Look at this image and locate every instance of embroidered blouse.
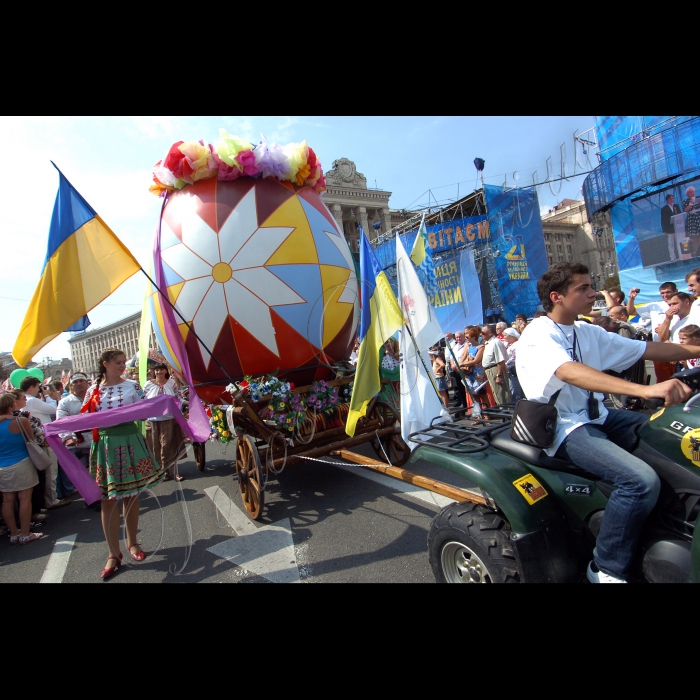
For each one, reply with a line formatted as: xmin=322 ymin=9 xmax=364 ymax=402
xmin=82 ymin=380 xmax=146 ymax=412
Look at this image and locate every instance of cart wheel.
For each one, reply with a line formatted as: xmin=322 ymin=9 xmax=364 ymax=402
xmin=367 ymin=401 xmax=411 ymax=467
xmin=235 ymin=434 xmax=265 ymax=520
xmin=193 ymin=442 xmax=206 ymax=471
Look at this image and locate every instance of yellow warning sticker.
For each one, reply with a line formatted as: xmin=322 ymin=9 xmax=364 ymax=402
xmin=680 ymin=428 xmax=700 ymax=468
xmin=513 ymin=474 xmax=548 ymax=505
xmin=650 ymin=408 xmax=665 ymax=421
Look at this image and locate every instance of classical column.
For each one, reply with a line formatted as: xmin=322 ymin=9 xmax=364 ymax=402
xmin=358 ymin=206 xmax=370 ymax=241
xmin=381 ymin=208 xmax=392 ymax=239
xmin=330 ymin=203 xmax=344 ymax=234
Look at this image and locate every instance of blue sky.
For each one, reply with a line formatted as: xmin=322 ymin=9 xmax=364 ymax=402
xmin=0 ymin=116 xmax=597 ymax=363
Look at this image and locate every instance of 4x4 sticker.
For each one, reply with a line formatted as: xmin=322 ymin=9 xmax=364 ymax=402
xmin=681 ymin=428 xmax=700 ymax=468
xmin=564 ymin=483 xmax=593 ymax=496
xmin=513 ymin=474 xmax=548 ymax=505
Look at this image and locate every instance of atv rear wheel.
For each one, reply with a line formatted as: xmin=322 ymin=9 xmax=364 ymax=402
xmin=428 ymin=502 xmax=520 ymax=583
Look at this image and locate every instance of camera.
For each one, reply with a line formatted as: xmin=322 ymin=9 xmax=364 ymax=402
xmin=632 ymin=288 xmax=641 ymax=294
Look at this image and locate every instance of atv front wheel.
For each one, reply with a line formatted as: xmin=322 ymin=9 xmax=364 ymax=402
xmin=428 ymin=502 xmax=520 ymax=583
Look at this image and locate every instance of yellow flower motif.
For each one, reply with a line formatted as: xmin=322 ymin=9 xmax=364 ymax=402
xmin=295 ymin=162 xmax=311 ymax=186
xmin=282 ymin=140 xmax=308 ymax=182
xmin=179 ymin=140 xmax=217 ymax=183
xmin=213 ymin=128 xmax=253 ymax=169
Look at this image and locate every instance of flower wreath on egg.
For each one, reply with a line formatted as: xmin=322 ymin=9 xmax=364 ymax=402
xmin=148 ymin=130 xmax=326 ymax=196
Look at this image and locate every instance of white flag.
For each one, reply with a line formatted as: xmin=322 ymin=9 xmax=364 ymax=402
xmin=396 ymin=235 xmax=447 ymax=447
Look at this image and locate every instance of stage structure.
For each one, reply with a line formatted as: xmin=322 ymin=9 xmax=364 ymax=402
xmin=373 ymin=183 xmax=549 ymax=329
xmin=583 ymin=116 xmax=700 ymax=306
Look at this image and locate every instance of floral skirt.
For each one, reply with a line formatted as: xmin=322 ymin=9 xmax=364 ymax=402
xmin=89 ymin=422 xmax=166 ymax=500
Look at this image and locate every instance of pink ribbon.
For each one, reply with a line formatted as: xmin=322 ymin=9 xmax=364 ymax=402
xmin=44 ymin=395 xmax=196 ymax=505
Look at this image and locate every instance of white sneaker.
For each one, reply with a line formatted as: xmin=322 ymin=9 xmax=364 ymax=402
xmin=587 ymin=560 xmax=626 ymax=583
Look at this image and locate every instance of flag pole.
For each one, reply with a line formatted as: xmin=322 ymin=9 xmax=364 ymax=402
xmin=402 ymin=321 xmax=442 ymax=403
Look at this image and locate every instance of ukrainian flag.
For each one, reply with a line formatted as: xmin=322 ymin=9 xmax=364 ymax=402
xmin=410 ymin=212 xmax=439 ymax=299
xmin=346 ymin=227 xmax=404 ymax=437
xmin=12 ymin=164 xmax=141 ymax=366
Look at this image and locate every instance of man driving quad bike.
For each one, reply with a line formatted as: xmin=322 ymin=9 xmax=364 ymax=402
xmin=515 ymin=262 xmax=700 ymax=583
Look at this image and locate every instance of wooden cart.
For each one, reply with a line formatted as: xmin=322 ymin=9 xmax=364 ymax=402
xmin=198 ymin=370 xmax=495 ymax=521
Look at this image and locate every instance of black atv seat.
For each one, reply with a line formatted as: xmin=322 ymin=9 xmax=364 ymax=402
xmin=490 ymin=426 xmax=600 ymax=481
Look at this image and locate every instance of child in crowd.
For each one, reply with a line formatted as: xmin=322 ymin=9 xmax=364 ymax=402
xmin=678 ymin=324 xmax=700 ymax=369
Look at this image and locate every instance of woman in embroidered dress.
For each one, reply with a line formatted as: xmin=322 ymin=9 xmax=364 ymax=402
xmin=82 ymin=348 xmax=167 ymax=579
xmin=144 ymin=363 xmax=187 ymax=482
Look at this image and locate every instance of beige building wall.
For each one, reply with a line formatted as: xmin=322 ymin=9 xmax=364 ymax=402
xmin=541 ymin=199 xmax=617 ymax=288
xmin=68 ymin=312 xmax=159 ymax=375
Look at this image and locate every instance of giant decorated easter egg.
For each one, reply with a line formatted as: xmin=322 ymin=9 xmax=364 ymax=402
xmin=150 ymin=177 xmax=359 ymax=404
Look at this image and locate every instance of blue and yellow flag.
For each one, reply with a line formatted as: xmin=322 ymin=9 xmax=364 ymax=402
xmin=12 ymin=164 xmax=141 ymax=366
xmin=346 ymin=227 xmax=404 ymax=437
xmin=410 ymin=213 xmax=439 ymax=299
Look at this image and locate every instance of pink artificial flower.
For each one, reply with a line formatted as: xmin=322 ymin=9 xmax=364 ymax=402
xmin=236 ymin=149 xmax=261 ymax=177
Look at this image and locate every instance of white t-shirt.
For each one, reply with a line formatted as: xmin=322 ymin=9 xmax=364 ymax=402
xmin=25 ymin=395 xmax=57 ymax=425
xmin=515 ymin=316 xmax=647 ymax=456
xmin=670 ymin=314 xmax=694 ymax=344
xmin=634 ymin=300 xmax=669 ymax=341
xmin=482 ymin=337 xmax=507 ymax=369
xmin=685 ymin=298 xmax=700 ymax=327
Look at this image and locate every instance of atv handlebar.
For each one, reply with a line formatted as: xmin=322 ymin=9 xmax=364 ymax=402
xmin=674 ymin=366 xmax=700 ymax=413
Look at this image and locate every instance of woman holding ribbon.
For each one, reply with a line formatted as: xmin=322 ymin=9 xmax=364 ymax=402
xmin=144 ymin=363 xmax=187 ymax=482
xmin=81 ymin=348 xmax=167 ymax=579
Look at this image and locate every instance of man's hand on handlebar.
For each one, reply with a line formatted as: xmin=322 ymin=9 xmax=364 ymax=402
xmin=643 ymin=378 xmax=693 ymax=407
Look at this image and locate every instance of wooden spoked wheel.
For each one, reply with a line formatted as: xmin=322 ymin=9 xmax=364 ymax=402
xmin=235 ymin=434 xmax=265 ymax=520
xmin=367 ymin=401 xmax=411 ymax=467
xmin=193 ymin=442 xmax=206 ymax=471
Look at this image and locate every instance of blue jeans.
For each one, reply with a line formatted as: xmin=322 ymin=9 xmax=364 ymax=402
xmin=555 ymin=409 xmax=660 ymax=578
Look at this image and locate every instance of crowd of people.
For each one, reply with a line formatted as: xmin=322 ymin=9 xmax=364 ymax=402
xmin=5 ymin=266 xmax=700 ymax=585
xmin=0 ymin=350 xmax=189 ymax=579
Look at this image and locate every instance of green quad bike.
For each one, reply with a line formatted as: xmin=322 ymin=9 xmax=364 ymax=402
xmin=411 ymin=367 xmax=700 ymax=584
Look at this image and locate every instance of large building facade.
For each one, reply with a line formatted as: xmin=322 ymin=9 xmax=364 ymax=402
xmin=322 ymin=158 xmax=402 ymax=251
xmin=68 ymin=313 xmax=159 ymax=375
xmin=541 ymin=198 xmax=617 ymax=288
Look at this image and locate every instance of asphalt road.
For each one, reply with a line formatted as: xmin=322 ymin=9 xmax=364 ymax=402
xmin=0 ymin=437 xmax=473 ymax=584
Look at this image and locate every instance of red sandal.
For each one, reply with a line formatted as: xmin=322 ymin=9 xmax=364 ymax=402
xmin=100 ymin=553 xmax=123 ymax=580
xmin=128 ymin=544 xmax=146 ymax=562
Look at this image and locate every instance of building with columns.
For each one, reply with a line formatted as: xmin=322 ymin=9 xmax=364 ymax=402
xmin=541 ymin=199 xmax=618 ymax=289
xmin=322 ymin=158 xmax=395 ymax=251
xmin=68 ymin=312 xmax=159 ymax=375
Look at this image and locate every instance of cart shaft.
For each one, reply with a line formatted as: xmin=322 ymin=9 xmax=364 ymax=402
xmin=330 ymin=449 xmax=487 ymax=506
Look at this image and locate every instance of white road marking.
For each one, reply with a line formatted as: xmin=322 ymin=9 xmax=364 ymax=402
xmin=204 ymin=487 xmax=300 ymax=583
xmin=204 ymin=485 xmax=257 ymax=536
xmin=329 ymin=462 xmax=458 ymax=510
xmin=40 ymin=534 xmax=77 ymax=583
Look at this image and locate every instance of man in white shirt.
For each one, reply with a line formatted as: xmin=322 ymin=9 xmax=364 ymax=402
xmin=627 ymin=282 xmax=678 ymax=383
xmin=685 ymin=267 xmax=700 ymax=325
xmin=516 ymin=262 xmax=700 ymax=583
xmin=19 ymin=376 xmax=67 ymax=509
xmin=448 ymin=331 xmax=467 ymax=408
xmin=19 ymin=376 xmax=56 ymax=425
xmin=480 ymin=324 xmax=511 ymax=404
xmin=57 ymin=373 xmax=99 ymax=511
xmin=657 ymin=291 xmax=693 ymax=344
